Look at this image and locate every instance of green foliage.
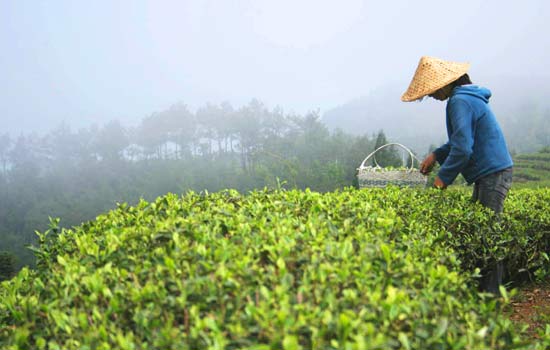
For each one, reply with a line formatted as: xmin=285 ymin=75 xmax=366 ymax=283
xmin=1 ymin=187 xmax=550 ymax=348
xmin=0 ymin=106 xmax=380 ymax=270
xmin=0 ymin=251 xmax=16 ymax=281
xmin=512 ymin=148 xmax=550 ymax=188
xmin=372 ymin=131 xmax=402 ymax=168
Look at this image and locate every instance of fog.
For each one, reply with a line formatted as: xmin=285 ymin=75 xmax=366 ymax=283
xmin=2 ymin=0 xmax=550 ymax=271
xmin=2 ymin=1 xmax=550 ymax=136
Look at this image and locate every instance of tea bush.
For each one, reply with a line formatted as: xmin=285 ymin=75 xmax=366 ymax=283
xmin=1 ymin=187 xmax=550 ymax=349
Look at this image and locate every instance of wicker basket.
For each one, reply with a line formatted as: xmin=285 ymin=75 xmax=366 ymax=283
xmin=357 ymin=143 xmax=427 ymax=188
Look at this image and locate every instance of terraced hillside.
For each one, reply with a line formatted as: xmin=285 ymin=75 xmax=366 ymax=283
xmin=513 ymin=148 xmax=550 ymax=187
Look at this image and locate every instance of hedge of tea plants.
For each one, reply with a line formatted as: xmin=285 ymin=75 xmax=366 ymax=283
xmin=1 ymin=187 xmax=550 ymax=349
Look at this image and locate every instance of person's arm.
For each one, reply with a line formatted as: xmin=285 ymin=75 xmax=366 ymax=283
xmin=420 ymin=153 xmax=448 ymax=189
xmin=433 ymin=143 xmax=451 ymax=164
xmin=437 ymin=99 xmax=475 ymax=185
xmin=420 ymin=143 xmax=450 ymax=175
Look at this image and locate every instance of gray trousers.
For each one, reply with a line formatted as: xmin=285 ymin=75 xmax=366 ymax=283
xmin=472 ymin=167 xmax=513 ymax=294
xmin=472 ymin=167 xmax=513 ymax=214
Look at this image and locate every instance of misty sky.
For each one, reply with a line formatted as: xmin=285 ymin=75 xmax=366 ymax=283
xmin=2 ymin=1 xmax=550 ymax=134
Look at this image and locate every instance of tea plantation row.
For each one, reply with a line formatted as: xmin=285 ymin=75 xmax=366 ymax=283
xmin=512 ymin=149 xmax=550 ymax=187
xmin=1 ymin=187 xmax=550 ymax=349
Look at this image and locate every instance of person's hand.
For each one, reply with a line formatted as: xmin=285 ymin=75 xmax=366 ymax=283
xmin=433 ymin=176 xmax=447 ymax=189
xmin=420 ymin=153 xmax=437 ymax=175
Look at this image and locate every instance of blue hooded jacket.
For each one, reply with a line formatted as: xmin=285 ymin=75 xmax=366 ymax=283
xmin=433 ymin=85 xmax=513 ymax=185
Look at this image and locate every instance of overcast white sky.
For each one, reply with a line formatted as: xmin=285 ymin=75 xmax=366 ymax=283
xmin=1 ymin=1 xmax=550 ymax=134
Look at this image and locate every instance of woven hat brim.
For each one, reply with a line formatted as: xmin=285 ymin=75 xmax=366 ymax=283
xmin=401 ymin=59 xmax=470 ymax=102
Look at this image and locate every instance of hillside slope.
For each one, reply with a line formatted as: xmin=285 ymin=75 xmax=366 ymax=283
xmin=513 ymin=148 xmax=550 ymax=187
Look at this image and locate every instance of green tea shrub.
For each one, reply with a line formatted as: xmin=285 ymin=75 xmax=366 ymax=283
xmin=1 ymin=187 xmax=549 ymax=349
xmin=367 ymin=188 xmax=550 ymax=285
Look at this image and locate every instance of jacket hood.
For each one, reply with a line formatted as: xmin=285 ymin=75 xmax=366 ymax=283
xmin=452 ymin=85 xmax=491 ymax=103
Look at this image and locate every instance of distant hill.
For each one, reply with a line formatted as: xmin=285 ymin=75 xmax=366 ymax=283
xmin=322 ymin=77 xmax=550 ymax=156
xmin=321 ymin=84 xmax=445 ymax=156
xmin=513 ymin=148 xmax=550 ymax=188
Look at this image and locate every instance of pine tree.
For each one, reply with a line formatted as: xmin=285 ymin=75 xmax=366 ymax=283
xmin=0 ymin=251 xmax=16 ymax=281
xmin=373 ymin=130 xmax=402 ymax=167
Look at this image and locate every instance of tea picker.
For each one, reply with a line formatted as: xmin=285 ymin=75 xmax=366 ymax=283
xmin=401 ymin=56 xmax=514 ymax=295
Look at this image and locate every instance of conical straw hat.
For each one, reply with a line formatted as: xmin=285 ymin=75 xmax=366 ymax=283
xmin=401 ymin=56 xmax=470 ymax=102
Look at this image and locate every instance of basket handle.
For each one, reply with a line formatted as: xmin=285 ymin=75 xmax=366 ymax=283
xmin=358 ymin=143 xmax=421 ymax=170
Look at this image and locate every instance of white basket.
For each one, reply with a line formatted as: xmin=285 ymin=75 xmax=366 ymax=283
xmin=356 ymin=143 xmax=427 ymax=188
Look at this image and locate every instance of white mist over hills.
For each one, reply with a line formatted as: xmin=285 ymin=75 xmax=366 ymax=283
xmin=2 ymin=1 xmax=550 ymax=137
xmin=321 ymin=76 xmax=550 ymax=156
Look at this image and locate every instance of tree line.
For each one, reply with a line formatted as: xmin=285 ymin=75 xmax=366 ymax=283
xmin=0 ymin=99 xmax=407 ymax=275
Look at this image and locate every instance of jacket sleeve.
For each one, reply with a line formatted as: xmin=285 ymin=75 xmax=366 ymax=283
xmin=437 ymin=99 xmax=475 ymax=185
xmin=433 ymin=143 xmax=450 ymax=164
